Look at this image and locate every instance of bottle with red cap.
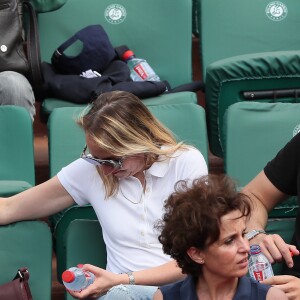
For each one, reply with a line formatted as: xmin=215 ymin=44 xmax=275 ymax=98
xmin=62 ymin=266 xmax=95 ymax=292
xmin=122 ymin=50 xmax=161 ymax=82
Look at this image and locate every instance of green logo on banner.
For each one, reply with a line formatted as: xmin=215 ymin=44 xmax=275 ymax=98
xmin=266 ymin=2 xmax=288 ymax=21
xmin=293 ymin=125 xmax=300 ymax=137
xmin=105 ymin=4 xmax=127 ymax=24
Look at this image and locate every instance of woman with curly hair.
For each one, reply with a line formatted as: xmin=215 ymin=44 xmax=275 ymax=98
xmin=153 ymin=175 xmax=286 ymax=300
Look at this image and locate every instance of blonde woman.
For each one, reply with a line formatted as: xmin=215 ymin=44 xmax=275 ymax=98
xmin=0 ymin=91 xmax=208 ymax=299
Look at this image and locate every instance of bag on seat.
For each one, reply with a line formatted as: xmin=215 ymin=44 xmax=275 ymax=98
xmin=0 ymin=268 xmax=33 ymax=300
xmin=42 ymin=24 xmax=198 ymax=103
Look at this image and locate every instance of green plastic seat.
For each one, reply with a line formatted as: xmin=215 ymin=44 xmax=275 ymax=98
xmin=197 ymin=0 xmax=300 ymax=157
xmin=223 ymin=101 xmax=299 ymax=276
xmin=48 ymin=103 xmax=208 ymax=177
xmin=37 ymin=0 xmax=197 ymax=117
xmin=222 ymin=101 xmax=300 ymax=218
xmin=0 ymin=221 xmax=52 ymax=299
xmin=62 ymin=219 xmax=106 ymax=299
xmin=0 ymin=106 xmax=35 ymax=196
xmin=48 ymin=103 xmax=209 ymax=283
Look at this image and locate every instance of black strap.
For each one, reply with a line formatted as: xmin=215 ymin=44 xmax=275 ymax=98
xmin=13 ymin=268 xmax=29 ymax=281
xmin=166 ymin=81 xmax=204 ymax=93
xmin=23 ymin=1 xmax=44 ymax=96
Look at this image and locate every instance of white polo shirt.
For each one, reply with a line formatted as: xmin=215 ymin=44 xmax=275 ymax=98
xmin=57 ymin=146 xmax=208 ymax=273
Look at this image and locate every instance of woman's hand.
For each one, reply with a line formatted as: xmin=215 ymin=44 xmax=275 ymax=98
xmin=66 ymin=264 xmax=127 ymax=299
xmin=252 ymin=233 xmax=299 ymax=268
xmin=263 ymin=275 xmax=300 ymax=300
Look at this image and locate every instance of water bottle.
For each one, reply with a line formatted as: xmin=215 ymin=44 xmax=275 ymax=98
xmin=122 ymin=50 xmax=160 ymax=82
xmin=62 ymin=267 xmax=95 ymax=292
xmin=248 ymin=244 xmax=274 ymax=281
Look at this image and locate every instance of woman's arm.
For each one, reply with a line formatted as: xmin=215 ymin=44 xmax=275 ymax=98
xmin=67 ymin=261 xmax=184 ymax=299
xmin=0 ymin=176 xmax=75 ymax=224
xmin=128 ymin=260 xmax=184 ymax=286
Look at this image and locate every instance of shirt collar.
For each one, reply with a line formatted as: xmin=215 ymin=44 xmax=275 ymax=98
xmin=146 ymin=156 xmax=170 ymax=178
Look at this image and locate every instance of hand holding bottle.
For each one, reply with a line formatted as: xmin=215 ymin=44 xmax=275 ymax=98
xmin=62 ymin=265 xmax=95 ymax=292
xmin=64 ymin=264 xmax=134 ymax=299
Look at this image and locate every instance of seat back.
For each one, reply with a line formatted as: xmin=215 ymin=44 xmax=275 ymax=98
xmin=149 ymin=103 xmax=209 ymax=163
xmin=60 ymin=219 xmax=106 ymax=299
xmin=0 ymin=106 xmax=35 ymax=196
xmin=198 ymin=0 xmax=300 ymax=80
xmin=38 ymin=0 xmax=195 ymax=115
xmin=198 ymin=0 xmax=300 ymax=157
xmin=224 ymin=102 xmax=299 ymax=276
xmin=63 ymin=219 xmax=106 ymax=300
xmin=49 ymin=103 xmax=209 ymax=281
xmin=0 ymin=221 xmax=52 ymax=299
xmin=223 ymin=101 xmax=300 ymax=218
xmin=47 ymin=106 xmax=86 ymax=178
xmin=206 ymin=51 xmax=300 ymax=157
xmin=48 ymin=102 xmax=209 ymax=177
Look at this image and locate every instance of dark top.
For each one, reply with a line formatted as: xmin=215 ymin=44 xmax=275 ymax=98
xmin=160 ymin=275 xmax=270 ymax=300
xmin=264 ymin=133 xmax=300 ymax=276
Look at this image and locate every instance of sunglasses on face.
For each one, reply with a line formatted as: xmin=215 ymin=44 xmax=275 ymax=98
xmin=80 ymin=145 xmax=123 ymax=170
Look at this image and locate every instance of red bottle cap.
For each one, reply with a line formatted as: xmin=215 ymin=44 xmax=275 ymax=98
xmin=62 ymin=270 xmax=75 ymax=283
xmin=122 ymin=50 xmax=135 ymax=60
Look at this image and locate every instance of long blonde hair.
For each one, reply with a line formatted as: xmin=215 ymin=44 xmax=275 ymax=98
xmin=78 ymin=91 xmax=187 ymax=197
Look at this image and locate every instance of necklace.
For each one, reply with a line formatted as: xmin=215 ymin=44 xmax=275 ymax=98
xmin=120 ymin=188 xmax=143 ymax=204
xmin=120 ymin=176 xmax=146 ymax=205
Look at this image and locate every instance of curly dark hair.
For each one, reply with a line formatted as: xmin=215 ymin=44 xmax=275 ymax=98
xmin=156 ymin=174 xmax=251 ymax=277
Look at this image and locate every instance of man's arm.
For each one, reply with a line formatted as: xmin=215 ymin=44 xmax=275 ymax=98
xmin=242 ymin=171 xmax=298 ymax=266
xmin=242 ymin=171 xmax=286 ymax=231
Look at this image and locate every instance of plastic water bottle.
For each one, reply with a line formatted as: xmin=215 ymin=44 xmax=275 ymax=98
xmin=62 ymin=267 xmax=95 ymax=292
xmin=122 ymin=50 xmax=160 ymax=82
xmin=248 ymin=244 xmax=274 ymax=281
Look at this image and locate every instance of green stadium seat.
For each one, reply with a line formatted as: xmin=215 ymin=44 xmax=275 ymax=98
xmin=223 ymin=101 xmax=299 ymax=275
xmin=197 ymin=0 xmax=300 ymax=157
xmin=48 ymin=103 xmax=208 ymax=177
xmin=0 ymin=221 xmax=52 ymax=299
xmin=48 ymin=103 xmax=209 ymax=283
xmin=61 ymin=219 xmax=106 ymax=299
xmin=222 ymin=101 xmax=299 ymax=276
xmin=223 ymin=101 xmax=300 ymax=218
xmin=37 ymin=0 xmax=198 ymax=118
xmin=222 ymin=102 xmax=300 ymax=189
xmin=0 ymin=106 xmax=35 ymax=196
